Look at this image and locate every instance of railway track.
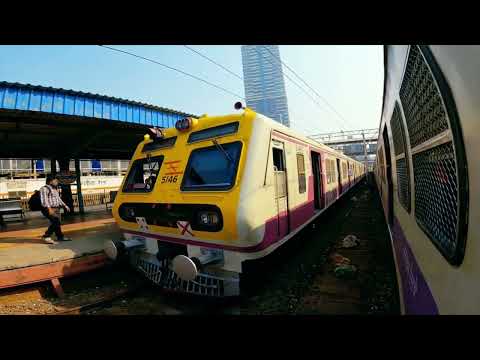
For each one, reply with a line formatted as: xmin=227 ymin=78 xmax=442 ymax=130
xmin=50 ymin=284 xmax=146 ymax=315
xmin=240 ymin=179 xmax=400 ymax=314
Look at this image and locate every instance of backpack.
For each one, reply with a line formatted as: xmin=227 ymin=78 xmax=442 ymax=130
xmin=28 ymin=187 xmax=51 ymax=211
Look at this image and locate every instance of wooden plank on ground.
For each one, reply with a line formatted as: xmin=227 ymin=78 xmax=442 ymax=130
xmin=0 ymin=253 xmax=108 ymax=290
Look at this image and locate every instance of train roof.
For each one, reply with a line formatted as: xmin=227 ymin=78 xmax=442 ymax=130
xmin=253 ymin=111 xmax=364 ymax=165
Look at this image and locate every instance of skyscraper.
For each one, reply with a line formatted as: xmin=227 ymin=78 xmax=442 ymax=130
xmin=241 ymin=45 xmax=290 ymax=127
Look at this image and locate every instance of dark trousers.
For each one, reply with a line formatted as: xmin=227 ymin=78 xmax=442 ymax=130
xmin=41 ymin=208 xmax=64 ymax=239
xmin=0 ymin=214 xmax=5 ymax=228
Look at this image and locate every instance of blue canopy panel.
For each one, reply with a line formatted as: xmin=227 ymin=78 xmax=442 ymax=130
xmin=91 ymin=159 xmax=101 ymax=171
xmin=0 ymin=82 xmax=194 ymax=129
xmin=35 ymin=159 xmax=44 ymax=171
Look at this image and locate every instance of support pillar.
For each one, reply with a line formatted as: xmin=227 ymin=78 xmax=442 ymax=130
xmin=58 ymin=158 xmax=74 ymax=216
xmin=32 ymin=160 xmax=37 ymax=180
xmin=75 ymin=159 xmax=85 ymax=215
xmin=362 ymin=133 xmax=368 ymax=171
xmin=51 ymin=159 xmax=57 ymax=176
xmin=50 ymin=278 xmax=65 ymax=298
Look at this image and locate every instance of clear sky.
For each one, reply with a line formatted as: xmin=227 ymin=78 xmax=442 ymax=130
xmin=0 ymin=45 xmax=384 ymax=136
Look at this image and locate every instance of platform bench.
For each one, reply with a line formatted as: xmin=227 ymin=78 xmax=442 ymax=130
xmin=0 ymin=199 xmax=25 ymax=220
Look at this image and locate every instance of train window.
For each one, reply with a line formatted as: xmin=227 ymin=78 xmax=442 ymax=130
xmin=342 ymin=162 xmax=347 ymax=180
xmin=142 ymin=136 xmax=177 ymax=153
xmin=325 ymin=160 xmax=330 ymax=184
xmin=332 ymin=160 xmax=337 ymax=183
xmin=296 ymin=153 xmax=306 ymax=194
xmin=326 ymin=159 xmax=335 ymax=184
xmin=390 ymin=103 xmax=411 ymax=213
xmin=188 ymin=122 xmax=239 ymax=143
xmin=378 ymin=147 xmax=385 ymax=184
xmin=399 ymin=45 xmax=468 ymax=265
xmin=272 ymin=147 xmax=287 ymax=198
xmin=122 ymin=156 xmax=164 ymax=193
xmin=181 ymin=141 xmax=242 ymax=191
xmin=272 ymin=148 xmax=285 ymax=171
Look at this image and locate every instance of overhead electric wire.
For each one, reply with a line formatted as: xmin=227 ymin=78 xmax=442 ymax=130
xmin=183 ymin=45 xmax=243 ymax=81
xmin=261 ymin=45 xmax=353 ymax=130
xmin=98 ymin=45 xmax=245 ymax=100
xmin=254 ymin=47 xmax=346 ymax=132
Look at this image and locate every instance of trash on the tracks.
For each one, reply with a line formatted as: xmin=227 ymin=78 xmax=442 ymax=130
xmin=334 ymin=264 xmax=358 ymax=279
xmin=339 ymin=234 xmax=360 ymax=248
xmin=330 ymin=253 xmax=351 ymax=266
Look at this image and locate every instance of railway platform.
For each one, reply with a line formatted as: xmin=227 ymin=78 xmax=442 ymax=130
xmin=0 ymin=208 xmax=120 ymax=297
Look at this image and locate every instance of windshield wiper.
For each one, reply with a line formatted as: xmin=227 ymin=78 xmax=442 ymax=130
xmin=212 ymin=138 xmax=233 ymax=163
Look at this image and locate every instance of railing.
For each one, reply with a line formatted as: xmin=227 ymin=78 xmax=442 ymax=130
xmin=14 ymin=191 xmax=117 ymax=213
xmin=0 ymin=170 xmax=127 ymax=179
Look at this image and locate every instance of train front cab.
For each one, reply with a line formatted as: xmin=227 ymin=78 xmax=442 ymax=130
xmin=106 ymin=111 xmax=259 ymax=297
xmin=105 ymin=109 xmax=367 ymax=298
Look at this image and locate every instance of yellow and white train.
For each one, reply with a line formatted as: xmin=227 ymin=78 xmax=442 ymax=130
xmin=104 ymin=104 xmax=366 ymax=296
xmin=376 ymin=45 xmax=477 ymax=314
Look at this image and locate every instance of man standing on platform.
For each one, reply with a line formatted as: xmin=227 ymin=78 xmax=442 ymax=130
xmin=40 ymin=174 xmax=72 ymax=244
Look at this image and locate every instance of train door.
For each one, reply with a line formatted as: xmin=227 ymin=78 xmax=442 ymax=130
xmin=336 ymin=158 xmax=342 ymax=196
xmin=272 ymin=140 xmax=290 ymax=238
xmin=311 ymin=151 xmax=324 ymax=210
xmin=382 ymin=128 xmax=394 ymax=225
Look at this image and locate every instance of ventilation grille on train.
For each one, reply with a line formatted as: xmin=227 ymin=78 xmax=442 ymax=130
xmin=395 ymin=158 xmax=410 ymax=213
xmin=413 ymin=142 xmax=458 ymax=255
xmin=400 ymin=46 xmax=449 ymax=149
xmin=398 ymin=45 xmax=468 ymax=265
xmin=390 ymin=103 xmax=411 ymax=213
xmin=390 ymin=104 xmax=406 ymax=156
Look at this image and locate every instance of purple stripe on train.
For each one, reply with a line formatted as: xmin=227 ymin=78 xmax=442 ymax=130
xmin=391 ymin=217 xmax=438 ymax=315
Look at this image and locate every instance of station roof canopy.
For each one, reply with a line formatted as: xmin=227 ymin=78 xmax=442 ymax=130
xmin=0 ymin=81 xmax=196 ymax=159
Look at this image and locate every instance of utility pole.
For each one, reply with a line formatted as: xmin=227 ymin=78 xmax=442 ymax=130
xmin=75 ymin=159 xmax=85 ymax=215
xmin=32 ymin=159 xmax=37 ymax=179
xmin=362 ymin=132 xmax=368 ymax=172
xmin=51 ymin=159 xmax=57 ymax=176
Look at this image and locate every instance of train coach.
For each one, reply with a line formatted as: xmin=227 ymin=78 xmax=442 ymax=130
xmin=375 ymin=45 xmax=478 ymax=314
xmin=104 ymin=104 xmax=366 ymax=296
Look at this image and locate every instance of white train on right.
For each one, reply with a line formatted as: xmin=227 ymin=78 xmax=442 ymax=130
xmin=375 ymin=45 xmax=480 ymax=314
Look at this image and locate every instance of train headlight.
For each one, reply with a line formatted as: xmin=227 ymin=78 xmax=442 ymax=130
xmin=175 ymin=117 xmax=198 ymax=132
xmin=197 ymin=211 xmax=220 ymax=226
xmin=175 ymin=117 xmax=192 ymax=131
xmin=126 ymin=207 xmax=135 ymax=218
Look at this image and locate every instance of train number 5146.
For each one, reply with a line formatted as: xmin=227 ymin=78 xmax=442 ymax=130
xmin=161 ymin=175 xmax=178 ymax=183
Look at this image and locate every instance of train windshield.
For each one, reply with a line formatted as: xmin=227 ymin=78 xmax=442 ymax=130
xmin=123 ymin=156 xmax=164 ymax=193
xmin=181 ymin=141 xmax=242 ymax=191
